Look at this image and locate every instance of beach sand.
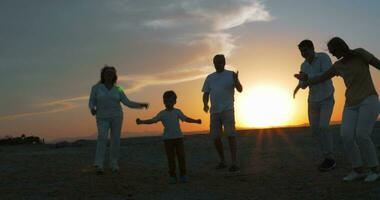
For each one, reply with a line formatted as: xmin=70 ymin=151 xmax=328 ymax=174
xmin=1 ymin=126 xmax=380 ymax=200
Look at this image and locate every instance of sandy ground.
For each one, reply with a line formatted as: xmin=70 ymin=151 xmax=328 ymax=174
xmin=1 ymin=126 xmax=380 ymax=200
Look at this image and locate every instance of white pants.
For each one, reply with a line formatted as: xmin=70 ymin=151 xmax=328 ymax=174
xmin=94 ymin=116 xmax=123 ymax=169
xmin=341 ymin=95 xmax=380 ymax=168
xmin=308 ymin=95 xmax=335 ymax=159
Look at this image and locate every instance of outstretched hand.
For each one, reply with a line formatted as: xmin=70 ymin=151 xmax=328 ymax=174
xmin=136 ymin=118 xmax=141 ymax=124
xmin=196 ymin=119 xmax=202 ymax=124
xmin=140 ymin=103 xmax=149 ymax=109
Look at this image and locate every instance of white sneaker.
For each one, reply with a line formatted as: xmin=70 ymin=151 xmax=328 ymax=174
xmin=364 ymin=171 xmax=380 ymax=182
xmin=342 ymin=171 xmax=367 ymax=181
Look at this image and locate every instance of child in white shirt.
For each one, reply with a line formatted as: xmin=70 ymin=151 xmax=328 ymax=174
xmin=136 ymin=90 xmax=201 ymax=184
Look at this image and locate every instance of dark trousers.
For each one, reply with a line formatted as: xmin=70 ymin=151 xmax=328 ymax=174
xmin=164 ymin=138 xmax=186 ymax=177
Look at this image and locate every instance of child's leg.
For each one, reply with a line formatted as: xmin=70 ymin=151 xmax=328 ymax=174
xmin=356 ymin=96 xmax=380 ymax=169
xmin=95 ymin=118 xmax=111 ymax=169
xmin=110 ymin=116 xmax=123 ymax=169
xmin=164 ymin=139 xmax=176 ymax=177
xmin=175 ymin=138 xmax=186 ymax=176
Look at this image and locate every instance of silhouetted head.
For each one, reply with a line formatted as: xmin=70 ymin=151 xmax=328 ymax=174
xmin=213 ymin=54 xmax=226 ymax=73
xmin=298 ymin=40 xmax=315 ymax=62
xmin=327 ymin=37 xmax=350 ymax=59
xmin=100 ymin=65 xmax=117 ymax=85
xmin=163 ymin=90 xmax=177 ymax=109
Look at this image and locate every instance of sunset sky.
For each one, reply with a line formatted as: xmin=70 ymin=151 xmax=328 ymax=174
xmin=1 ymin=0 xmax=380 ymax=141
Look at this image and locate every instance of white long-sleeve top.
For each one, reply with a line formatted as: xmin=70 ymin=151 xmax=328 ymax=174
xmin=299 ymin=52 xmax=335 ymax=102
xmin=89 ymin=83 xmax=141 ymax=118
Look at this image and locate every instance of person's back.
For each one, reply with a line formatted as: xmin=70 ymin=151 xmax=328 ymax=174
xmin=334 ymin=48 xmax=378 ymax=106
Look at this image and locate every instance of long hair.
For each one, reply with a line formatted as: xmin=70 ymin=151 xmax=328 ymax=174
xmin=99 ymin=65 xmax=117 ymax=85
xmin=327 ymin=37 xmax=350 ymax=55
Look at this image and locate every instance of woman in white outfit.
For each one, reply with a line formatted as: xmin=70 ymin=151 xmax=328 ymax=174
xmin=89 ymin=65 xmax=148 ymax=174
xmin=295 ymin=37 xmax=380 ymax=182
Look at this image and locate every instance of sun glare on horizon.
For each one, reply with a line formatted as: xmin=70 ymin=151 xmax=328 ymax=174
xmin=235 ymin=85 xmax=295 ymax=128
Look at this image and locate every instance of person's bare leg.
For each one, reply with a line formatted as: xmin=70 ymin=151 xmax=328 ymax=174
xmin=228 ymin=136 xmax=237 ymax=165
xmin=214 ymin=138 xmax=225 ymax=164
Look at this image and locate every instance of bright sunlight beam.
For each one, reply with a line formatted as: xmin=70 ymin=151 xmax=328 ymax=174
xmin=235 ymin=85 xmax=294 ymax=128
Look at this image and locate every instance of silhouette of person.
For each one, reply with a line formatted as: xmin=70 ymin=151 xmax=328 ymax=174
xmin=202 ymin=54 xmax=243 ymax=172
xmin=136 ymin=90 xmax=201 ymax=184
xmin=89 ymin=65 xmax=148 ymax=174
xmin=295 ymin=37 xmax=380 ymax=182
xmin=293 ymin=40 xmax=336 ymax=172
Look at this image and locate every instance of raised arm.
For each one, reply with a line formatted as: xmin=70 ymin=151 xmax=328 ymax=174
xmin=233 ymin=71 xmax=243 ymax=92
xmin=203 ymin=92 xmax=210 ymax=113
xmin=354 ymin=48 xmax=380 ymax=70
xmin=369 ymin=56 xmax=380 ymax=70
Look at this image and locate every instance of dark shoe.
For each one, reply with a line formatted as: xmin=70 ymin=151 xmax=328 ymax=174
xmin=215 ymin=162 xmax=227 ymax=169
xmin=229 ymin=165 xmax=240 ymax=172
xmin=112 ymin=168 xmax=120 ymax=174
xmin=168 ymin=176 xmax=177 ymax=184
xmin=318 ymin=158 xmax=336 ymax=172
xmin=179 ymin=175 xmax=188 ymax=183
xmin=95 ymin=166 xmax=104 ymax=175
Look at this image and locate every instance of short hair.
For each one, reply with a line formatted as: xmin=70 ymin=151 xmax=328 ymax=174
xmin=327 ymin=37 xmax=350 ymax=53
xmin=213 ymin=54 xmax=225 ymax=64
xmin=99 ymin=65 xmax=117 ymax=85
xmin=163 ymin=90 xmax=177 ymax=100
xmin=298 ymin=40 xmax=314 ymax=50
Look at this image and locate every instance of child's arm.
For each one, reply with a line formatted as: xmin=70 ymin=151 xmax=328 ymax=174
xmin=177 ymin=110 xmax=202 ymax=124
xmin=183 ymin=117 xmax=202 ymax=124
xmin=136 ymin=112 xmax=161 ymax=125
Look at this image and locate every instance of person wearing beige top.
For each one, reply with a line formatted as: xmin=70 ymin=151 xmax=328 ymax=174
xmin=295 ymin=37 xmax=380 ymax=182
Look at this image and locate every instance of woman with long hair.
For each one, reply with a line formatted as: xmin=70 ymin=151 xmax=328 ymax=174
xmin=295 ymin=37 xmax=380 ymax=182
xmin=89 ymin=65 xmax=148 ymax=174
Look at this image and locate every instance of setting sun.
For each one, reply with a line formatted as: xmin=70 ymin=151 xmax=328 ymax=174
xmin=235 ymin=85 xmax=295 ymax=128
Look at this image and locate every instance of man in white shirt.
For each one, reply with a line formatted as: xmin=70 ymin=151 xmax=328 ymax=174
xmin=202 ymin=54 xmax=243 ymax=172
xmin=293 ymin=40 xmax=336 ymax=171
